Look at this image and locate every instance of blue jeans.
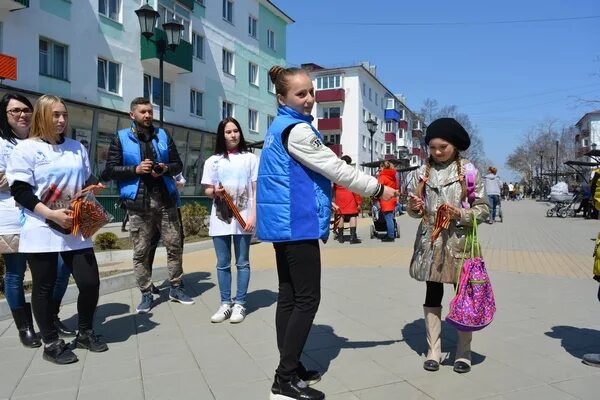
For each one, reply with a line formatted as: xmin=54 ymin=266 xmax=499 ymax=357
xmin=487 ymin=195 xmax=500 ymax=220
xmin=212 ymin=235 xmax=252 ymax=305
xmin=3 ymin=253 xmax=70 ymax=310
xmin=383 ymin=211 xmax=395 ymax=239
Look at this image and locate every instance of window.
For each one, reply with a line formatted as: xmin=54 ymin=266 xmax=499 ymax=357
xmin=97 ymin=58 xmax=120 ymax=94
xmin=99 ymin=0 xmax=120 ymax=21
xmin=399 ymin=108 xmax=405 ymax=120
xmin=39 ymin=38 xmax=68 ymax=80
xmin=143 ymin=74 xmax=171 ymax=107
xmin=267 ymin=29 xmax=275 ymax=50
xmin=385 ymin=143 xmax=394 ymax=155
xmin=323 ymin=106 xmax=341 ymax=119
xmin=362 ymin=109 xmax=366 ymax=122
xmin=362 ymin=135 xmax=367 ymax=149
xmin=267 ymin=114 xmax=275 ymax=128
xmin=248 ymin=109 xmax=258 ymax=132
xmin=248 ymin=15 xmax=257 ymax=38
xmin=316 ymin=75 xmax=342 ymax=90
xmin=222 ymin=48 xmax=234 ymax=75
xmin=384 ymin=121 xmax=397 ymax=133
xmin=362 ymin=83 xmax=366 ymax=96
xmin=399 ymin=129 xmax=404 ymax=139
xmin=375 ymin=93 xmax=378 ymax=106
xmin=248 ymin=62 xmax=258 ymax=86
xmin=195 ymin=0 xmax=205 ymax=6
xmin=327 ymin=134 xmax=340 ymax=144
xmin=368 ymin=87 xmax=372 ymax=101
xmin=190 ymin=90 xmax=203 ymax=117
xmin=158 ymin=4 xmax=190 ymax=41
xmin=583 ymin=138 xmax=590 ymax=147
xmin=268 ymin=77 xmax=275 ymax=94
xmin=192 ymin=32 xmax=204 ymax=60
xmin=223 ymin=0 xmax=233 ymax=23
xmin=222 ymin=101 xmax=234 ymax=119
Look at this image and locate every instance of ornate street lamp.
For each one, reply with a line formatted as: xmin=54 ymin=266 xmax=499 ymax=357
xmin=366 ymin=118 xmax=378 ymax=175
xmin=135 ymin=2 xmax=184 ymax=127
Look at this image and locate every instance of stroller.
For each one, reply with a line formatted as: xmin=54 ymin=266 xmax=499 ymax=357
xmin=370 ymin=203 xmax=400 ymax=239
xmin=546 ymin=192 xmax=580 ymax=218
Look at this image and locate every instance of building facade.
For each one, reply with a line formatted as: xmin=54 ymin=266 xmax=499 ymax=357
xmin=302 ymin=62 xmax=425 ymax=173
xmin=0 ymin=0 xmax=292 ymax=200
xmin=574 ymin=110 xmax=600 ymax=158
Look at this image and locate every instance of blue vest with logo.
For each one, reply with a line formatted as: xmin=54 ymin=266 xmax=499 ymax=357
xmin=256 ymin=106 xmax=332 ymax=242
xmin=116 ymin=125 xmax=177 ymax=200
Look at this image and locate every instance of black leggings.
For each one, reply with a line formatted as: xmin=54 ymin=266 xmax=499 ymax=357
xmin=424 ymin=281 xmax=444 ymax=308
xmin=26 ymin=248 xmax=100 ymax=343
xmin=273 ymin=240 xmax=321 ymax=381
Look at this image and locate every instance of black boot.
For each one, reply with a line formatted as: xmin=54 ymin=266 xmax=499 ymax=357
xmin=11 ymin=304 xmax=42 ymax=348
xmin=270 ymin=375 xmax=325 ymax=400
xmin=52 ymin=302 xmax=76 ymax=337
xmin=349 ymin=227 xmax=361 ymax=244
xmin=337 ymin=228 xmax=344 ymax=243
xmin=75 ymin=330 xmax=109 ymax=352
xmin=43 ymin=339 xmax=78 ymax=364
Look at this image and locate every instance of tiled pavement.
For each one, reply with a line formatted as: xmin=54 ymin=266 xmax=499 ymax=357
xmin=0 ymin=199 xmax=599 ymax=399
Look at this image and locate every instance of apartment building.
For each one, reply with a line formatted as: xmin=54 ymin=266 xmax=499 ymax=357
xmin=0 ymin=0 xmax=292 ymax=197
xmin=302 ymin=62 xmax=425 ymax=172
xmin=574 ymin=110 xmax=600 ymax=159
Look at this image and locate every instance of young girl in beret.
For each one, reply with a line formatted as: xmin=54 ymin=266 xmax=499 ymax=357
xmin=406 ymin=117 xmax=489 ymax=374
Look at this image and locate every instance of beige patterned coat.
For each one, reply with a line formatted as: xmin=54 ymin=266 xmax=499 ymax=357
xmin=406 ymin=159 xmax=489 ymax=284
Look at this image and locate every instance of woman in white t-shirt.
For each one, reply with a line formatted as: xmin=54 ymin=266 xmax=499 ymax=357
xmin=7 ymin=95 xmax=108 ymax=365
xmin=201 ymin=117 xmax=258 ymax=324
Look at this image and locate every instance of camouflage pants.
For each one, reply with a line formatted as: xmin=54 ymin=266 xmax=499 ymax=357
xmin=129 ymin=196 xmax=183 ymax=291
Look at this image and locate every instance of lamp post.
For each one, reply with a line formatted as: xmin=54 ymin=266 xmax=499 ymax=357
xmin=135 ymin=2 xmax=184 ymax=127
xmin=537 ymin=150 xmax=544 ymax=199
xmin=366 ymin=118 xmax=378 ymax=175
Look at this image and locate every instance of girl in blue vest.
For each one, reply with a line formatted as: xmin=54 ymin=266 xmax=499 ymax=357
xmin=258 ymin=66 xmax=398 ymax=400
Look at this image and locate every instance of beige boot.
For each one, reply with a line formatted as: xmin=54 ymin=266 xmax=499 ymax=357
xmin=454 ymin=330 xmax=472 ymax=373
xmin=423 ymin=306 xmax=442 ymax=371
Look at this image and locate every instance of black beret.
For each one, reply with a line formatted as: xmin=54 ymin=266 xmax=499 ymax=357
xmin=425 ymin=118 xmax=471 ymax=151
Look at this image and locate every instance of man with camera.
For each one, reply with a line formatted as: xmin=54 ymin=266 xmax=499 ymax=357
xmin=103 ymin=97 xmax=193 ymax=313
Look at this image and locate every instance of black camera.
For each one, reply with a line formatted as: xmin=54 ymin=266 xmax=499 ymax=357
xmin=152 ymin=163 xmax=164 ymax=174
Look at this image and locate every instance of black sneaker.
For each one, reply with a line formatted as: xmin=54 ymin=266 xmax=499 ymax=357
xmin=381 ymin=237 xmax=395 ymax=242
xmin=297 ymin=363 xmax=321 ymax=385
xmin=53 ymin=316 xmax=77 ymax=337
xmin=150 ymin=284 xmax=161 ymax=295
xmin=270 ymin=375 xmax=325 ymax=400
xmin=75 ymin=330 xmax=109 ymax=352
xmin=43 ymin=339 xmax=78 ymax=364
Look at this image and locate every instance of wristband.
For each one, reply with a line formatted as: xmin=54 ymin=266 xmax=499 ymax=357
xmin=373 ymin=184 xmax=384 ymax=199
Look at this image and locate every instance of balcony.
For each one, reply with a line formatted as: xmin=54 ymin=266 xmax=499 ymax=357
xmin=327 ymin=144 xmax=343 ymax=156
xmin=318 ymin=117 xmax=342 ymax=131
xmin=315 ymin=89 xmax=345 ymax=103
xmin=580 ymin=129 xmax=590 ymax=137
xmin=384 ymin=154 xmax=396 ymax=160
xmin=412 ymin=147 xmax=422 ymax=157
xmin=399 ymin=120 xmax=408 ymax=130
xmin=577 ymin=146 xmax=590 ymax=157
xmin=384 ymin=132 xmax=396 ymax=142
xmin=413 ymin=121 xmax=423 ymax=132
xmin=412 ymin=129 xmax=422 ymax=139
xmin=140 ymin=29 xmax=193 ymax=75
xmin=384 ymin=109 xmax=400 ymax=121
xmin=0 ymin=0 xmax=27 ymax=18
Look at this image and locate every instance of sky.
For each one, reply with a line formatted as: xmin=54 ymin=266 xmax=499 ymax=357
xmin=276 ymin=0 xmax=600 ymax=180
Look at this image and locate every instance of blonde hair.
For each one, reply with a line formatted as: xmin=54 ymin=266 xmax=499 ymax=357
xmin=268 ymin=65 xmax=307 ymax=98
xmin=30 ymin=95 xmax=67 ymax=142
xmin=380 ymin=160 xmax=393 ymax=169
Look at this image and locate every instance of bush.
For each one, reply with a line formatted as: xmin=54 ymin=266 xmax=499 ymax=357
xmin=180 ymin=202 xmax=209 ymax=236
xmin=94 ymin=232 xmax=119 ymax=250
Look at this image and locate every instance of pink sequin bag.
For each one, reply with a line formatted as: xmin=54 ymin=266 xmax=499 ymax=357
xmin=446 ymin=219 xmax=496 ymax=331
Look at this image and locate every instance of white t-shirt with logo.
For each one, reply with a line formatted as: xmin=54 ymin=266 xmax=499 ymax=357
xmin=7 ymin=138 xmax=93 ymax=252
xmin=201 ymin=152 xmax=258 ymax=236
xmin=0 ymin=136 xmax=22 ymax=235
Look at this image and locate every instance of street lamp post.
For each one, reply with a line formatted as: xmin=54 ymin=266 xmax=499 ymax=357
xmin=366 ymin=118 xmax=378 ymax=176
xmin=135 ymin=3 xmax=184 ymax=127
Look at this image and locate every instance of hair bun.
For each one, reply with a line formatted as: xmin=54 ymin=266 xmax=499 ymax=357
xmin=269 ymin=65 xmax=285 ymax=84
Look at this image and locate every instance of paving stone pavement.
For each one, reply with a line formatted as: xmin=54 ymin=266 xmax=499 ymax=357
xmin=0 ymin=199 xmax=598 ymax=399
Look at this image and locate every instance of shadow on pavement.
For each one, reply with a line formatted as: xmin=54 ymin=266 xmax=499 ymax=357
xmin=401 ymin=318 xmax=486 ymax=366
xmin=304 ymin=324 xmax=399 ymax=373
xmin=92 ymin=302 xmax=159 ymax=343
xmin=153 ymin=271 xmax=215 ymax=308
xmin=545 ymin=325 xmax=600 ymax=359
xmin=245 ymin=289 xmax=277 ymax=314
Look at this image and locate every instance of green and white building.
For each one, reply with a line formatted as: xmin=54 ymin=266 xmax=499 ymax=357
xmin=0 ymin=0 xmax=292 ymax=205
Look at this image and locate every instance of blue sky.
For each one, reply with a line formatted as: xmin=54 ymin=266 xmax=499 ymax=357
xmin=278 ymin=0 xmax=600 ymax=179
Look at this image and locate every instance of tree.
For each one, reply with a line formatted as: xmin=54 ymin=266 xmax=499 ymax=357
xmin=419 ymin=99 xmax=490 ymax=169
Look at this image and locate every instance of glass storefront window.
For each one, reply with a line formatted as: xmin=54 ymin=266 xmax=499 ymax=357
xmin=67 ymin=104 xmax=94 ymax=154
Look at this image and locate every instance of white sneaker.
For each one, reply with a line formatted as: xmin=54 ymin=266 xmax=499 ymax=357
xmin=210 ymin=303 xmax=232 ymax=323
xmin=230 ymin=304 xmax=246 ymax=324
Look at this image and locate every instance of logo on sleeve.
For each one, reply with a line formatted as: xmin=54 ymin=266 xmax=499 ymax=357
xmin=310 ymin=137 xmax=323 ymax=150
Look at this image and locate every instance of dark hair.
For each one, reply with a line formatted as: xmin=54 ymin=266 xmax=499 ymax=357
xmin=0 ymin=93 xmax=33 ymax=144
xmin=268 ymin=65 xmax=307 ymax=97
xmin=130 ymin=97 xmax=151 ymax=111
xmin=215 ymin=117 xmax=248 ymax=157
xmin=341 ymin=155 xmax=352 ymax=164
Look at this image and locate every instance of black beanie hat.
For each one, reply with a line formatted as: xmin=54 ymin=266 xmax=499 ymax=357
xmin=424 ymin=117 xmax=471 ymax=151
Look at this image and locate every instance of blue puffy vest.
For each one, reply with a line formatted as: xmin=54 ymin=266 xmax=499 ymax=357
xmin=256 ymin=106 xmax=332 ymax=242
xmin=117 ymin=125 xmax=177 ymax=200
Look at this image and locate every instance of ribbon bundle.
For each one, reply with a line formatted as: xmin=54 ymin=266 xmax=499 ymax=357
xmin=71 ymin=185 xmax=113 ymax=239
xmin=431 ymin=204 xmax=452 ymax=244
xmin=221 ymin=188 xmax=247 ymax=230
